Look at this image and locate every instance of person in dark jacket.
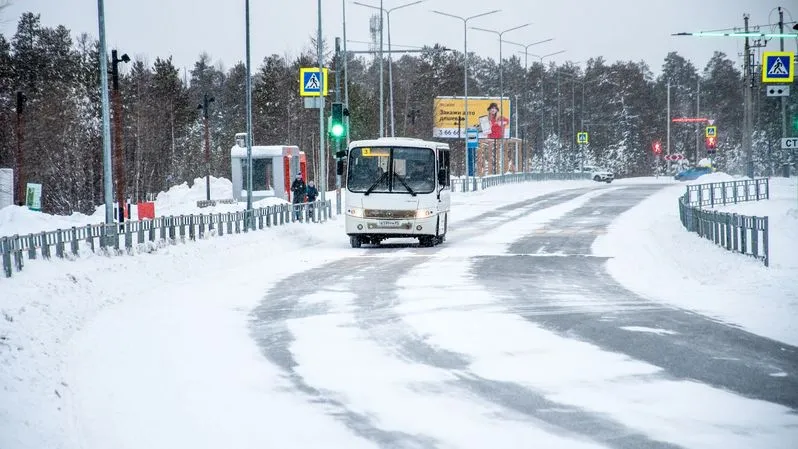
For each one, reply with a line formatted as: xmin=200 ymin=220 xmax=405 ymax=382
xmin=306 ymin=180 xmax=318 ymax=202
xmin=291 ymin=174 xmax=306 ymax=203
xmin=305 ymin=180 xmax=319 ymax=221
xmin=290 ymin=174 xmax=306 ymax=220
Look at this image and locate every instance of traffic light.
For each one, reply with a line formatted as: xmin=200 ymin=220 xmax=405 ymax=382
xmin=705 ymin=136 xmax=717 ymax=150
xmin=652 ymin=141 xmax=662 ymax=155
xmin=329 ymin=102 xmax=348 ymax=139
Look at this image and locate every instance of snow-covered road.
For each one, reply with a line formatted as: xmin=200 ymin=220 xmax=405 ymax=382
xmin=2 ymin=177 xmax=797 ymax=449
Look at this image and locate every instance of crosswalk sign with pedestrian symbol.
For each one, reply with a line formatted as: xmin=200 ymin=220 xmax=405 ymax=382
xmin=299 ymin=67 xmax=329 ymax=96
xmin=761 ymin=51 xmax=794 ymax=83
xmin=577 ymin=132 xmax=589 ymax=144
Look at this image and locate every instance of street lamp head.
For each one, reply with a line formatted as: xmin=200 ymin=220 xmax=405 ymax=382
xmin=504 ymin=37 xmax=553 ymax=50
xmin=470 ymin=26 xmax=499 ymax=35
xmin=121 ymin=53 xmax=130 ymax=63
xmin=472 ymin=23 xmax=531 ymax=37
xmin=431 ymin=9 xmax=500 ymax=22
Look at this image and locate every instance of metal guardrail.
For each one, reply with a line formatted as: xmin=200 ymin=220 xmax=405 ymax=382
xmin=450 ymin=172 xmax=592 ymax=192
xmin=2 ymin=172 xmax=591 ymax=278
xmin=685 ymin=178 xmax=769 ymax=207
xmin=678 ymin=178 xmax=770 ymax=266
xmin=1 ymin=200 xmax=332 ymax=278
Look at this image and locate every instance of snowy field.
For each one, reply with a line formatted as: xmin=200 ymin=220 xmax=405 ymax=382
xmin=1 ymin=174 xmax=796 ymax=448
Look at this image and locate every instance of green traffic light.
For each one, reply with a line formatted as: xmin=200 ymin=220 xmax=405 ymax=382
xmin=331 ymin=123 xmax=345 ymax=137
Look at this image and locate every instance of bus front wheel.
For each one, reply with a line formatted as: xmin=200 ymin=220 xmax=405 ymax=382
xmin=419 ymin=236 xmax=435 ymax=247
xmin=350 ymin=235 xmax=362 ymax=248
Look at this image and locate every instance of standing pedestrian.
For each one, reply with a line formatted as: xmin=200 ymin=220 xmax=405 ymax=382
xmin=291 ymin=173 xmax=306 ymax=220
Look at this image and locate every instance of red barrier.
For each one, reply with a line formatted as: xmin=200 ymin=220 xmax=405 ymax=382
xmin=137 ymin=202 xmax=155 ymax=220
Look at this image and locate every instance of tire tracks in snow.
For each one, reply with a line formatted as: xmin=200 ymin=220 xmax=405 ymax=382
xmin=250 ymin=187 xmax=683 ymax=449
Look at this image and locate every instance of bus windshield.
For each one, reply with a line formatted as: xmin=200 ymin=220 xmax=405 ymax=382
xmin=347 ymin=146 xmax=436 ymax=194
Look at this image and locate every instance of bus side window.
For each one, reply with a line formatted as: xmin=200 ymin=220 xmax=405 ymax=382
xmin=437 ymin=149 xmax=450 ymax=186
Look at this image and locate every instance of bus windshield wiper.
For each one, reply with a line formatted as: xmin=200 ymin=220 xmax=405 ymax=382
xmin=393 ymin=173 xmax=416 ymax=196
xmin=364 ymin=170 xmax=389 ymax=195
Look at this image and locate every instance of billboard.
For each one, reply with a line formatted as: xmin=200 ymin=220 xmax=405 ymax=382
xmin=433 ymin=96 xmax=511 ymax=139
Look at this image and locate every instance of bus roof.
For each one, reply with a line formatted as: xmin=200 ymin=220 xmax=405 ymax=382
xmin=348 ymin=137 xmax=449 ymax=150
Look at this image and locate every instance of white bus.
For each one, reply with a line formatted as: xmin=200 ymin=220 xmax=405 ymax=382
xmin=344 ymin=137 xmax=451 ymax=248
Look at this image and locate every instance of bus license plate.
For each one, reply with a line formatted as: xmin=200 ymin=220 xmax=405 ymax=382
xmin=377 ymin=220 xmax=401 ymax=228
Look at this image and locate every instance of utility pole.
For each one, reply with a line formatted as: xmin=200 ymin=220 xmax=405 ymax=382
xmin=779 ymin=7 xmax=787 ymax=139
xmin=97 ymin=0 xmax=114 ymax=225
xmin=245 ymin=0 xmax=254 ymax=225
xmin=111 ymin=49 xmax=129 ymax=223
xmin=379 ymin=0 xmax=384 ymax=137
xmin=199 ymin=93 xmax=215 ymax=201
xmin=14 ymin=91 xmax=26 ymax=206
xmin=666 ymin=81 xmax=671 ymax=172
xmin=743 ymin=13 xmax=754 ymax=178
xmin=342 ymin=0 xmax=350 ymax=147
xmin=696 ymin=78 xmax=700 ymax=161
xmin=571 ymin=80 xmax=575 ymax=167
xmin=515 ymin=94 xmax=520 ymax=171
xmin=317 ymin=0 xmax=327 ymax=201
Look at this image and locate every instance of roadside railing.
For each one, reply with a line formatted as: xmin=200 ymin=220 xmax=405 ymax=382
xmin=3 ymin=171 xmax=594 ymax=278
xmin=678 ymin=178 xmax=770 ymax=266
xmin=1 ymin=199 xmax=332 ymax=278
xmin=450 ymin=172 xmax=592 ymax=193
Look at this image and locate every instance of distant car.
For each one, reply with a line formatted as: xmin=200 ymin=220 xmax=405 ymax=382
xmin=582 ymin=166 xmax=614 ymax=183
xmin=674 ymin=166 xmax=713 ymax=181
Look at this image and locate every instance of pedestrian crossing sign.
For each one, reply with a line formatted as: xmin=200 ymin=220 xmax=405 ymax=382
xmin=577 ymin=131 xmax=589 ymax=144
xmin=761 ymin=52 xmax=793 ymax=83
xmin=299 ymin=67 xmax=329 ymax=97
xmin=705 ymin=126 xmax=716 ymax=138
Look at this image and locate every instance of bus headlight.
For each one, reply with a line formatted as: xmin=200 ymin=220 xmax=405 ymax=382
xmin=415 ymin=208 xmax=435 ymax=218
xmin=346 ymin=207 xmax=364 ymax=218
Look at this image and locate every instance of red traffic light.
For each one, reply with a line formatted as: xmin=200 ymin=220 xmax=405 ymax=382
xmin=705 ymin=136 xmax=717 ymax=149
xmin=652 ymin=141 xmax=662 ymax=154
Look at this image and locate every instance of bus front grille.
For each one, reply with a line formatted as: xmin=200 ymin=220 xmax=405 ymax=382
xmin=363 ymin=209 xmax=416 ymax=219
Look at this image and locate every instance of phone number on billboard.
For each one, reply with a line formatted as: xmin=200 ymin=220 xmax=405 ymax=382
xmin=432 ymin=128 xmax=463 ymax=138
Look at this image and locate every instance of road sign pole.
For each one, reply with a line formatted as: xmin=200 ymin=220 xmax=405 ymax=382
xmin=317 ymin=0 xmax=326 ymax=203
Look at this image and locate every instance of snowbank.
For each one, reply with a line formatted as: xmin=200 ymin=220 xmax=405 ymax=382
xmin=593 ymin=176 xmax=798 ymax=345
xmin=0 ymin=176 xmax=288 ymax=237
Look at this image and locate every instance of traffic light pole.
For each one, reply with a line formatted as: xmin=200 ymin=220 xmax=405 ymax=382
xmin=335 ymin=37 xmax=343 ymax=215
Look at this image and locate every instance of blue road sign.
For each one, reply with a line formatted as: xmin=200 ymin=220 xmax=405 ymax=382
xmin=299 ymin=67 xmax=329 ymax=96
xmin=466 ymin=127 xmax=479 ymax=149
xmin=762 ymin=52 xmax=794 ymax=84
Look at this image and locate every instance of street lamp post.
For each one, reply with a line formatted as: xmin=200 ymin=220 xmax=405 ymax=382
xmin=529 ymin=51 xmax=565 ymax=172
xmin=471 ymin=23 xmax=531 ymax=175
xmin=354 ymin=0 xmax=424 ymax=138
xmin=431 ymin=8 xmax=500 ymax=178
xmin=504 ymin=39 xmax=554 ymax=172
xmin=198 ymin=93 xmax=215 ymax=201
xmin=97 ymin=0 xmax=114 ymax=225
xmin=111 ymin=49 xmax=130 ymax=222
xmin=503 ymin=38 xmax=553 ymax=70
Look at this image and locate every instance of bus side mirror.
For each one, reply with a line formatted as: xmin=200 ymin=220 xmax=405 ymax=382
xmin=438 ymin=168 xmax=447 ymax=186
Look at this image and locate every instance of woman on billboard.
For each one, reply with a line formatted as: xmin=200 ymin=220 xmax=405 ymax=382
xmin=478 ymin=102 xmax=509 ymax=139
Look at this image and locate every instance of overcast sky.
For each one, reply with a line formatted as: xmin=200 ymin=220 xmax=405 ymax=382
xmin=2 ymin=0 xmax=796 ymax=77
